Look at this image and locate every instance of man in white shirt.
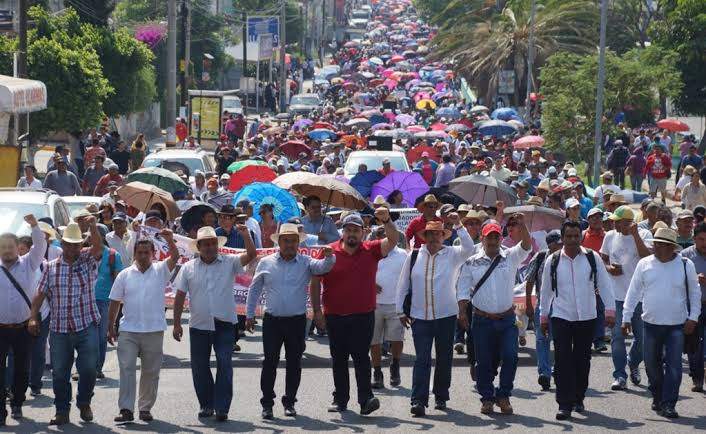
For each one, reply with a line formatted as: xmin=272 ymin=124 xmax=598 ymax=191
xmin=106 ymin=212 xmax=134 ymax=265
xmin=599 ymin=205 xmax=652 ymax=391
xmin=396 ymin=215 xmax=473 ymax=417
xmin=622 ymin=228 xmax=701 ymax=419
xmin=489 ymin=158 xmax=512 ymax=183
xmin=107 ymin=230 xmax=179 ymax=423
xmin=593 ymin=172 xmax=620 ymax=205
xmin=456 ymin=218 xmax=532 ymax=415
xmin=370 ymin=227 xmax=407 ymax=390
xmin=539 ymin=221 xmax=615 ymax=420
xmin=172 ymin=225 xmax=256 ymax=421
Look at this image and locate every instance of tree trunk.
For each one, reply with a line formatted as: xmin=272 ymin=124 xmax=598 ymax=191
xmin=698 ymin=131 xmax=706 ymax=156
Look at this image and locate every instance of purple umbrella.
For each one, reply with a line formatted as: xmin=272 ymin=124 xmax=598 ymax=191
xmin=371 ymin=122 xmax=394 ymax=130
xmin=396 ymin=113 xmax=415 ymax=126
xmin=405 ymin=79 xmax=421 ymax=90
xmin=371 ymin=171 xmax=429 ymax=207
xmin=293 ymin=118 xmax=313 ymax=130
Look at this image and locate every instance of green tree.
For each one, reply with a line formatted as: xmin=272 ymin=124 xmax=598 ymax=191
xmin=430 ymin=0 xmax=599 ymax=105
xmin=64 ymin=0 xmax=116 ymax=26
xmin=606 ymin=0 xmax=664 ymax=55
xmin=539 ymin=47 xmax=682 ymax=178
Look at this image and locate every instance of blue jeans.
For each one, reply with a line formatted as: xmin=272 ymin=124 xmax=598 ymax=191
xmin=95 ymin=300 xmax=110 ymax=373
xmin=7 ymin=315 xmax=51 ymax=391
xmin=50 ymin=324 xmax=99 ymax=413
xmin=472 ymin=313 xmax=518 ymax=402
xmin=533 ymin=308 xmax=552 ymax=378
xmin=410 ymin=315 xmax=456 ymax=406
xmin=611 ymin=301 xmax=643 ymax=380
xmin=189 ymin=320 xmax=235 ymax=414
xmin=593 ymin=296 xmax=605 ymax=348
xmin=643 ymin=322 xmax=684 ymax=408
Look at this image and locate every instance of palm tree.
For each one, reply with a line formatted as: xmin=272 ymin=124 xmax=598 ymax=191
xmin=430 ymin=0 xmax=599 ymax=105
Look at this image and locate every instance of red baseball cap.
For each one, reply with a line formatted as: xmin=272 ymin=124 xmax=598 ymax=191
xmin=481 ymin=223 xmax=502 ymax=237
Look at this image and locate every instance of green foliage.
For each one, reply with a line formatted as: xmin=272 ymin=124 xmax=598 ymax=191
xmin=0 ymin=35 xmax=16 ymax=75
xmin=651 ymin=0 xmax=706 ymax=116
xmin=64 ymin=0 xmax=116 ymax=26
xmin=606 ymin=0 xmax=664 ymax=54
xmin=539 ymin=47 xmax=683 ymax=164
xmin=413 ymin=0 xmax=453 ymax=21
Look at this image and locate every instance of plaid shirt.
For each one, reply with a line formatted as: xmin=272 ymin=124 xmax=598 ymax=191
xmin=38 ymin=249 xmax=101 ymax=333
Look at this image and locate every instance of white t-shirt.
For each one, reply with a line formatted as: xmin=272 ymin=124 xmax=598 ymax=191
xmin=676 ymin=175 xmax=691 ymax=191
xmin=600 ymin=228 xmax=652 ymax=301
xmin=375 ymin=247 xmax=407 ymax=305
xmin=594 ymin=184 xmax=620 ymax=203
xmin=109 ymin=261 xmax=172 ymax=332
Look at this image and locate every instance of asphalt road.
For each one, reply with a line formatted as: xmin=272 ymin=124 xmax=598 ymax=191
xmin=4 ymin=313 xmax=706 ymax=433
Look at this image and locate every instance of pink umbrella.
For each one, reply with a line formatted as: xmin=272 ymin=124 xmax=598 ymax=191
xmin=406 ymin=125 xmax=426 ymax=133
xmin=381 ymin=68 xmax=394 ymax=78
xmin=371 ymin=123 xmax=394 ymax=130
xmin=513 ymin=135 xmax=545 ymax=149
xmin=383 ymin=78 xmax=398 ymax=90
xmin=414 ymin=92 xmax=431 ymax=102
xmin=383 ymin=111 xmax=397 ymax=121
xmin=430 ymin=122 xmax=447 ymax=131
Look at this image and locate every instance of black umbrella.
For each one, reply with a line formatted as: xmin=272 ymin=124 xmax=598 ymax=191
xmin=180 ymin=203 xmax=216 ymax=233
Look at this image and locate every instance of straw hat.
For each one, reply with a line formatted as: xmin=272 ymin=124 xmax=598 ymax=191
xmin=526 ymin=196 xmax=544 ymax=207
xmin=373 ymin=195 xmax=391 ymax=209
xmin=190 ymin=226 xmax=227 ymax=252
xmin=418 ymin=221 xmax=452 ymax=241
xmin=38 ymin=222 xmax=57 ymax=240
xmin=606 ymin=194 xmax=628 ymax=206
xmin=60 ymin=222 xmax=86 ymax=244
xmin=649 ymin=227 xmax=681 ymax=250
xmin=416 ymin=194 xmax=440 ymax=212
xmin=270 ymin=223 xmax=305 ymax=244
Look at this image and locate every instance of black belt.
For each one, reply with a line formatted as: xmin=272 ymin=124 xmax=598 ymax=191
xmin=264 ymin=312 xmax=306 ymax=319
xmin=0 ymin=320 xmax=28 ymax=329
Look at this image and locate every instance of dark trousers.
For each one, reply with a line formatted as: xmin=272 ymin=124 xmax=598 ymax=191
xmin=189 ymin=320 xmax=235 ymax=414
xmin=551 ymin=317 xmax=595 ymax=410
xmin=472 ymin=313 xmax=518 ymax=402
xmin=5 ymin=315 xmax=50 ymax=392
xmin=260 ymin=313 xmax=306 ymax=408
xmin=687 ymin=308 xmax=706 ymax=383
xmin=0 ymin=327 xmax=31 ymax=414
xmin=411 ymin=315 xmax=456 ymax=406
xmin=326 ymin=312 xmax=375 ymax=407
xmin=454 ymin=303 xmax=475 ymax=364
xmin=644 ymin=322 xmax=684 ymax=408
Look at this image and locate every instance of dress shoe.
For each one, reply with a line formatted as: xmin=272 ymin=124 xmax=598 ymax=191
xmin=327 ymin=402 xmax=346 ymax=412
xmin=538 ymin=375 xmax=551 ymax=391
xmin=410 ymin=403 xmax=425 ymax=417
xmin=50 ymin=413 xmax=70 ymax=425
xmin=215 ymin=412 xmax=228 ymax=422
xmin=114 ymin=409 xmax=134 ymax=423
xmin=360 ymin=397 xmax=380 ymax=415
xmin=434 ymin=400 xmax=447 ymax=410
xmin=284 ymin=405 xmax=297 ymax=417
xmin=555 ymin=409 xmax=571 ymax=420
xmin=79 ymin=405 xmax=93 ymax=422
xmin=139 ymin=411 xmax=153 ymax=422
xmin=660 ymin=407 xmax=679 ymax=419
xmin=261 ymin=407 xmax=274 ymax=420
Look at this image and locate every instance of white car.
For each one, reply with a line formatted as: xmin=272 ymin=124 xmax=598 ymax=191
xmin=343 ymin=150 xmax=410 ymax=178
xmin=222 ymin=95 xmax=243 ymax=116
xmin=288 ymin=93 xmax=322 ymax=116
xmin=63 ymin=196 xmax=103 ymax=216
xmin=142 ymin=148 xmax=216 ymax=182
xmin=0 ymin=188 xmax=71 ymax=234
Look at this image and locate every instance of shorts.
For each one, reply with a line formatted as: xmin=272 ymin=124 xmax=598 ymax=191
xmin=372 ymin=304 xmax=404 ymax=345
xmin=650 ymin=177 xmax=667 ymax=194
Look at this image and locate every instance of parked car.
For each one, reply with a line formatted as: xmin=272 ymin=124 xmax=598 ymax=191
xmin=142 ymin=148 xmax=216 ymax=182
xmin=343 ymin=150 xmax=410 ymax=178
xmin=0 ymin=188 xmax=71 ymax=234
xmin=222 ymin=95 xmax=243 ymax=115
xmin=288 ymin=93 xmax=322 ymax=116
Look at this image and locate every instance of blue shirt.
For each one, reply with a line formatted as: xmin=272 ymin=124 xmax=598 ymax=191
xmin=246 ymin=252 xmax=336 ymax=318
xmin=527 ymin=176 xmax=541 ymax=195
xmin=301 ymin=215 xmax=340 ymax=243
xmin=216 ymin=226 xmax=255 ymax=249
xmin=94 ymin=246 xmax=124 ymax=301
xmin=579 ymin=196 xmax=593 ymax=219
xmin=681 ymin=155 xmax=704 ymax=171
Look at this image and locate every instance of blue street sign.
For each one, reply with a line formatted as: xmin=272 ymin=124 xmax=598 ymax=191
xmin=247 ymin=16 xmax=280 ymax=47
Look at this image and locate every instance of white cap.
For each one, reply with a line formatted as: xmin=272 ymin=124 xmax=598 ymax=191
xmin=565 ymin=198 xmax=580 ymax=209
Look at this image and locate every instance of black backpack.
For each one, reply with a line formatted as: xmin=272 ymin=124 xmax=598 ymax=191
xmin=549 ymin=248 xmax=598 ymax=296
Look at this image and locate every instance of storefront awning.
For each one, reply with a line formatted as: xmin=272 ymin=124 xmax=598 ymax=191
xmin=0 ymin=75 xmax=47 ymax=113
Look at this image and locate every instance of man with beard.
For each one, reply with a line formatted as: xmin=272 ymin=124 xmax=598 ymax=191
xmin=310 ymin=207 xmax=399 ymax=416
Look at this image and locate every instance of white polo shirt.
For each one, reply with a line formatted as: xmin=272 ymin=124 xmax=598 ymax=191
xmin=109 ymin=260 xmax=172 ymax=333
xmin=375 ymin=247 xmax=407 ymax=305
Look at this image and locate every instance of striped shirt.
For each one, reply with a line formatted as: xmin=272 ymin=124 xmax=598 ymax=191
xmin=38 ymin=249 xmax=101 ymax=333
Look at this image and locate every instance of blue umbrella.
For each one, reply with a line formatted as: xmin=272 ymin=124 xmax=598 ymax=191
xmin=491 ymin=107 xmax=519 ymax=121
xmin=436 ymin=107 xmax=461 ymax=119
xmin=350 ymin=170 xmax=385 ymax=199
xmin=477 ymin=119 xmax=518 ymax=137
xmin=232 ymin=182 xmax=300 ymax=223
xmin=369 ymin=114 xmax=387 ymax=126
xmin=308 ymin=129 xmax=337 ymax=141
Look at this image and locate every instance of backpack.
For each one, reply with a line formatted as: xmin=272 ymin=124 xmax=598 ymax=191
xmin=549 ymin=248 xmax=598 ymax=297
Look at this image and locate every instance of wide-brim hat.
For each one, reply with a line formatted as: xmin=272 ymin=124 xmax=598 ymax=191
xmin=60 ymin=222 xmax=86 ymax=244
xmin=418 ymin=221 xmax=452 ymax=241
xmin=606 ymin=194 xmax=628 ymax=206
xmin=416 ymin=194 xmax=440 ymax=212
xmin=190 ymin=226 xmax=227 ymax=252
xmin=648 ymin=228 xmax=682 ymax=251
xmin=270 ymin=223 xmax=305 ymax=244
xmin=38 ymin=221 xmax=57 ymax=240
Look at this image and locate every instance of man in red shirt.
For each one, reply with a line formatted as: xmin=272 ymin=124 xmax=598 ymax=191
xmin=311 ymin=208 xmax=399 ymax=415
xmin=581 ymin=208 xmax=605 ymax=251
xmin=405 ymin=194 xmax=442 ymax=248
xmin=377 ymin=158 xmax=395 ymax=176
xmin=644 ymin=146 xmax=671 ymax=204
xmin=94 ymin=164 xmax=123 ymax=196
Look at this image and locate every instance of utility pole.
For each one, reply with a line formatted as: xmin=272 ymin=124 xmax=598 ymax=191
xmin=242 ymin=11 xmax=248 ymax=115
xmin=279 ymin=0 xmax=287 ymax=113
xmin=17 ymin=0 xmax=28 ymax=139
xmin=592 ymin=0 xmax=608 ymax=185
xmin=180 ymin=0 xmax=191 ymax=107
xmin=167 ymin=0 xmax=177 ymax=146
xmin=320 ymin=0 xmax=326 ymax=64
xmin=524 ymin=0 xmax=536 ymax=124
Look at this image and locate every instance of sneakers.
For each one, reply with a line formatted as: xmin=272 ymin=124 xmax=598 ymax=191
xmin=198 ymin=408 xmax=214 ymax=418
xmin=495 ymin=398 xmax=513 ymax=415
xmin=78 ymin=405 xmax=93 ymax=422
xmin=284 ymin=405 xmax=297 ymax=417
xmin=139 ymin=411 xmax=153 ymax=422
xmin=96 ymin=371 xmax=105 ymax=379
xmin=660 ymin=406 xmax=679 ymax=419
xmin=327 ymin=402 xmax=347 ymax=412
xmin=372 ymin=370 xmax=384 ymax=389
xmin=114 ymin=409 xmax=134 ymax=423
xmin=555 ymin=409 xmax=571 ymax=420
xmin=434 ymin=399 xmax=447 ymax=410
xmin=360 ymin=397 xmax=380 ymax=416
xmin=629 ymin=367 xmax=641 ymax=385
xmin=410 ymin=403 xmax=425 ymax=417
xmin=593 ymin=343 xmax=608 ymax=353
xmin=611 ymin=377 xmax=627 ymax=391
xmin=390 ymin=364 xmax=401 ymax=386
xmin=538 ymin=375 xmax=551 ymax=391
xmin=480 ymin=401 xmax=494 ymax=414
xmin=261 ymin=407 xmax=274 ymax=420
xmin=454 ymin=343 xmax=465 ymax=354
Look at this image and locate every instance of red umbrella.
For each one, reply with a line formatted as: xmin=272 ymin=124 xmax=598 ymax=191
xmin=278 ymin=140 xmax=312 ymax=160
xmin=312 ymin=121 xmax=335 ymax=130
xmin=429 ymin=122 xmax=447 ymax=131
xmin=406 ymin=145 xmax=440 ymax=164
xmin=656 ymin=118 xmax=689 ymax=132
xmin=458 ymin=118 xmax=474 ymax=128
xmin=406 ymin=125 xmax=426 ymax=133
xmin=390 ymin=54 xmax=404 ymax=63
xmin=514 ymin=135 xmax=545 ymax=149
xmin=229 ymin=165 xmax=276 ymax=192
